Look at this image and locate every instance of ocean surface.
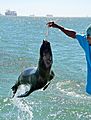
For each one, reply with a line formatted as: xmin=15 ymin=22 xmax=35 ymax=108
xmin=0 ymin=16 xmax=91 ymax=120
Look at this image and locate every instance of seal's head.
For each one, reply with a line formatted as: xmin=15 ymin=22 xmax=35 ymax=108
xmin=86 ymin=25 xmax=91 ymax=45
xmin=40 ymin=40 xmax=53 ymax=69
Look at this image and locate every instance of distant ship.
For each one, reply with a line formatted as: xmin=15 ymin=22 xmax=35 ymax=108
xmin=46 ymin=14 xmax=53 ymax=17
xmin=29 ymin=14 xmax=35 ymax=17
xmin=5 ymin=10 xmax=17 ymax=16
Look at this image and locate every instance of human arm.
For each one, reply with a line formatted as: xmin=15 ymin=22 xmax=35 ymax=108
xmin=47 ymin=22 xmax=76 ymax=38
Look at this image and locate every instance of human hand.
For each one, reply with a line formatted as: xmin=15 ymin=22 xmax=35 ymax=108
xmin=47 ymin=21 xmax=57 ymax=28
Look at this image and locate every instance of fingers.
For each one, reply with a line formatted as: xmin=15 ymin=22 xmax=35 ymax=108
xmin=46 ymin=21 xmax=54 ymax=27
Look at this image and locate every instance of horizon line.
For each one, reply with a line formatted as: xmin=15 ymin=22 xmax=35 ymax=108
xmin=0 ymin=14 xmax=91 ymax=18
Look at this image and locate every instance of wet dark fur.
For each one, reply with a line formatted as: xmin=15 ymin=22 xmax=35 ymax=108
xmin=11 ymin=40 xmax=54 ymax=98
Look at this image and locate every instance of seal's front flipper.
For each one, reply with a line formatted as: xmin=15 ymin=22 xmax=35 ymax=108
xmin=49 ymin=70 xmax=55 ymax=81
xmin=43 ymin=82 xmax=50 ymax=90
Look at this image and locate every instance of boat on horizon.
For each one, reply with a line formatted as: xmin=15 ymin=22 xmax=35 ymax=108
xmin=5 ymin=10 xmax=17 ymax=16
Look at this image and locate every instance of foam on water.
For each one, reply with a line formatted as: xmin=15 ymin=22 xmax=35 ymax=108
xmin=11 ymin=98 xmax=33 ymax=120
xmin=56 ymin=80 xmax=91 ymax=100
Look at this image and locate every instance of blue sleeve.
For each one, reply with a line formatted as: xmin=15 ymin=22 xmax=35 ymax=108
xmin=76 ymin=34 xmax=87 ymax=50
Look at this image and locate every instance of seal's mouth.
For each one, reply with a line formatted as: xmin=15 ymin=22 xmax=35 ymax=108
xmin=40 ymin=40 xmax=53 ymax=68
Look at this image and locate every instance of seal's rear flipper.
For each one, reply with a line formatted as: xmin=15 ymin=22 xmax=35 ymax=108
xmin=11 ymin=85 xmax=18 ymax=98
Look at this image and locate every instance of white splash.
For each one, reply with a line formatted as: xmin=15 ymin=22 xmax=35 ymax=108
xmin=14 ymin=84 xmax=31 ymax=97
xmin=11 ymin=85 xmax=33 ymax=120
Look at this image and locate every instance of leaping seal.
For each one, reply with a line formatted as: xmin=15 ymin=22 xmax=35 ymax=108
xmin=11 ymin=40 xmax=55 ymax=98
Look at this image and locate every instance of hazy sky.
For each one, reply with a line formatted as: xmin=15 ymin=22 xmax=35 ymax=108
xmin=0 ymin=0 xmax=91 ymax=17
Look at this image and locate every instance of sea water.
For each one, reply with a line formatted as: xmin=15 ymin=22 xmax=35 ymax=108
xmin=0 ymin=16 xmax=91 ymax=120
